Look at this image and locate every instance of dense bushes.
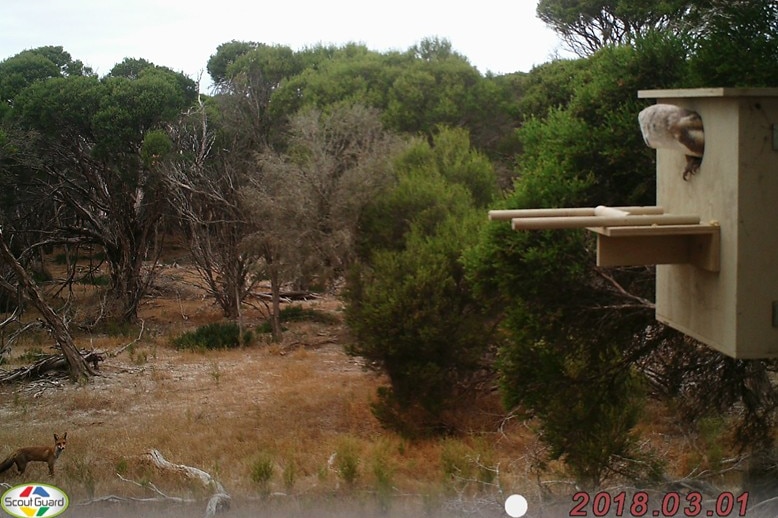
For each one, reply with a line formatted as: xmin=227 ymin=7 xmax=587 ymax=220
xmin=467 ymin=19 xmax=778 ymax=488
xmin=346 ymin=128 xmax=496 ymax=435
xmin=172 ymin=306 xmax=338 ymax=350
xmin=172 ymin=322 xmax=244 ymax=351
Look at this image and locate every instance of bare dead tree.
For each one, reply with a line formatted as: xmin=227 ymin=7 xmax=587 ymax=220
xmin=163 ymin=99 xmax=259 ymax=319
xmin=0 ymin=230 xmax=94 ymax=381
xmin=41 ymin=150 xmax=166 ymax=323
xmin=242 ymin=104 xmax=400 ymax=341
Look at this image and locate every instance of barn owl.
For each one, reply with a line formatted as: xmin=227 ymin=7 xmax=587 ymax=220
xmin=639 ymin=104 xmax=705 ymax=181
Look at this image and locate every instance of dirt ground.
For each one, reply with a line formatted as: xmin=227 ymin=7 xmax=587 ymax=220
xmin=0 ymin=263 xmax=772 ymax=518
xmin=0 ymin=264 xmax=526 ymax=517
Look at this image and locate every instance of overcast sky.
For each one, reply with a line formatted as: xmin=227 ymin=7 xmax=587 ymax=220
xmin=1 ymin=1 xmax=567 ymax=91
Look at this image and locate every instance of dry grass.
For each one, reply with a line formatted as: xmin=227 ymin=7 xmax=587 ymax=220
xmin=0 ymin=262 xmax=747 ymax=517
xmin=0 ymin=263 xmax=540 ymax=517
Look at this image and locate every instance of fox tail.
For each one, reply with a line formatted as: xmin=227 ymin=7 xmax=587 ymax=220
xmin=0 ymin=454 xmax=15 ymax=474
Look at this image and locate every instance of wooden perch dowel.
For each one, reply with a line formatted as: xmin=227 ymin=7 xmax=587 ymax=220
xmin=488 ymin=205 xmax=664 ymax=221
xmin=511 ymin=213 xmax=700 ymax=230
xmin=488 ymin=203 xmax=718 ymax=271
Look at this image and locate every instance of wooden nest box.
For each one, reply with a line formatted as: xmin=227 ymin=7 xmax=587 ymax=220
xmin=490 ymin=88 xmax=778 ymax=359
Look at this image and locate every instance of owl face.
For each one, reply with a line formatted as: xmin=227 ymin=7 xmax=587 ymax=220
xmin=639 ymin=104 xmax=705 ymax=180
xmin=639 ymin=104 xmax=704 ymax=157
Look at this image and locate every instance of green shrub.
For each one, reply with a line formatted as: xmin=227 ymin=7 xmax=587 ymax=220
xmin=115 ymin=457 xmax=129 ymax=476
xmin=250 ymin=453 xmax=274 ymax=494
xmin=17 ymin=347 xmax=46 ymax=363
xmin=31 ymin=268 xmax=52 ymax=283
xmin=372 ymin=447 xmax=394 ymax=512
xmin=282 ymin=459 xmax=296 ymax=491
xmin=346 ymin=211 xmax=490 ymax=435
xmin=439 ymin=438 xmax=498 ymax=493
xmin=440 ymin=439 xmax=474 ymax=481
xmin=172 ymin=322 xmax=242 ymax=350
xmin=257 ymin=305 xmax=338 ymax=334
xmin=65 ymin=457 xmax=96 ymax=498
xmin=242 ymin=329 xmax=254 ymax=345
xmin=280 ymin=305 xmax=339 ymax=324
xmin=97 ymin=320 xmax=139 ymax=338
xmin=335 ymin=438 xmax=360 ymax=487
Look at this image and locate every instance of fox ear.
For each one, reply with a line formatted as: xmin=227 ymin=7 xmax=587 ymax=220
xmin=63 ymin=432 xmax=67 ymax=439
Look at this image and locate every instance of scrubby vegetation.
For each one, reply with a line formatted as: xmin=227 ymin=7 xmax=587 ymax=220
xmin=1 ymin=2 xmax=778 ymax=515
xmin=171 ymin=322 xmax=244 ymax=351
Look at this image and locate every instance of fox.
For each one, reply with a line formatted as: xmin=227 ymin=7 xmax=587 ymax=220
xmin=0 ymin=432 xmax=67 ymax=476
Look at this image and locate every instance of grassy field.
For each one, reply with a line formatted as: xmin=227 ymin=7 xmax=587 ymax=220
xmin=0 ymin=262 xmax=755 ymax=517
xmin=0 ymin=263 xmax=542 ymax=517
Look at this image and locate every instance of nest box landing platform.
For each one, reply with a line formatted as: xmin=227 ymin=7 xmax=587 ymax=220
xmin=488 ymin=205 xmax=720 ymax=272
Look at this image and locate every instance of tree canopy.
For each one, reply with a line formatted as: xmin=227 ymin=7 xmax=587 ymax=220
xmin=536 ymin=0 xmax=694 ymax=55
xmin=0 ymin=3 xmax=777 ymax=494
xmin=4 ymin=51 xmax=196 ymax=322
xmin=467 ymin=5 xmax=778 ymax=487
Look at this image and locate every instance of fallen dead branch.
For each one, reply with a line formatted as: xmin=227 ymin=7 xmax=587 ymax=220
xmin=78 ymin=475 xmax=196 ymax=514
xmin=254 ymin=290 xmax=321 ymax=302
xmin=144 ymin=449 xmax=230 ymax=518
xmin=0 ymin=349 xmax=104 ymax=384
xmin=109 ymin=318 xmax=146 ymax=358
xmin=114 ymin=472 xmax=194 ymax=504
xmin=85 ymin=450 xmax=231 ymax=517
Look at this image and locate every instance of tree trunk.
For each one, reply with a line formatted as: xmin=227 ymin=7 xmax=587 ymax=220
xmin=106 ymin=227 xmax=157 ymax=324
xmin=108 ymin=263 xmax=143 ymax=323
xmin=221 ymin=268 xmax=241 ymax=319
xmin=269 ymin=263 xmax=282 ymax=343
xmin=0 ymin=232 xmax=94 ymax=381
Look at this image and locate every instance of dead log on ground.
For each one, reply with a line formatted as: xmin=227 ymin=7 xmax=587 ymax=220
xmin=145 ymin=449 xmax=230 ymax=518
xmin=254 ymin=290 xmax=320 ymax=302
xmin=0 ymin=230 xmax=95 ymax=380
xmin=0 ymin=350 xmax=104 ymax=384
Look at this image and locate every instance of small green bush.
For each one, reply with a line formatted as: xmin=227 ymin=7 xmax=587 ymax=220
xmin=31 ymin=268 xmax=53 ymax=283
xmin=17 ymin=347 xmax=46 ymax=364
xmin=372 ymin=448 xmax=394 ymax=512
xmin=65 ymin=457 xmax=96 ymax=498
xmin=115 ymin=457 xmax=129 ymax=476
xmin=250 ymin=453 xmax=274 ymax=495
xmin=440 ymin=439 xmax=474 ymax=481
xmin=172 ymin=322 xmax=241 ymax=350
xmin=279 ymin=305 xmax=339 ymax=324
xmin=335 ymin=438 xmax=361 ymax=487
xmin=53 ymin=253 xmax=71 ymax=265
xmin=257 ymin=305 xmax=339 ymax=334
xmin=242 ymin=329 xmax=254 ymax=345
xmin=282 ymin=459 xmax=296 ymax=491
xmin=97 ymin=320 xmax=138 ymax=338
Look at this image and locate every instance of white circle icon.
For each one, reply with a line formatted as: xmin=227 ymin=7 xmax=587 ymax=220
xmin=504 ymin=494 xmax=528 ymax=517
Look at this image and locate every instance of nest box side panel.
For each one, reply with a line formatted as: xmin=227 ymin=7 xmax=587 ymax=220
xmin=655 ymin=96 xmax=740 ymax=356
